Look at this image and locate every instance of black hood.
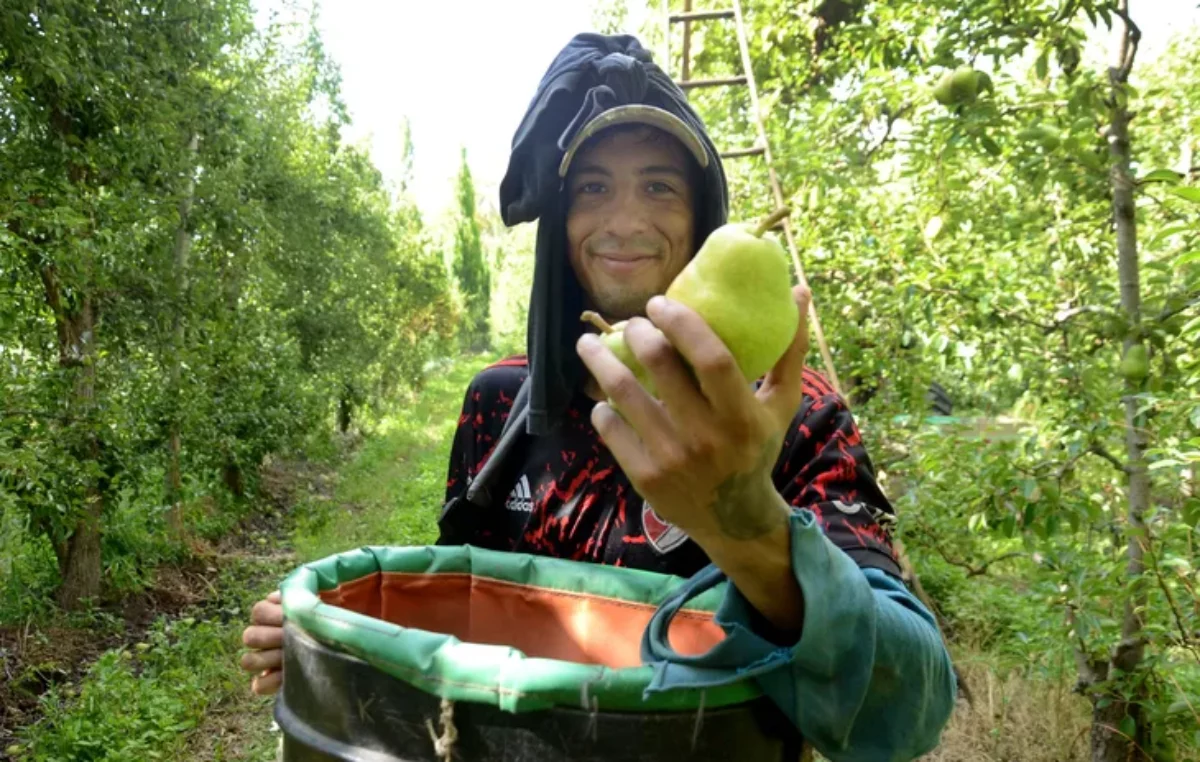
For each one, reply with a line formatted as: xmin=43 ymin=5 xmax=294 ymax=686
xmin=499 ymin=32 xmax=729 ymax=436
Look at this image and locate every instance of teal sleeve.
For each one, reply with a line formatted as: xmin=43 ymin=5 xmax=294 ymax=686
xmin=640 ymin=509 xmax=956 ymax=762
xmin=724 ymin=509 xmax=956 ymax=761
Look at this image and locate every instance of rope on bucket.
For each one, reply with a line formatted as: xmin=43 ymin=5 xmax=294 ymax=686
xmin=580 ymin=681 xmax=600 ymax=742
xmin=690 ymin=689 xmax=707 ymax=750
xmin=425 ymin=698 xmax=458 ymax=762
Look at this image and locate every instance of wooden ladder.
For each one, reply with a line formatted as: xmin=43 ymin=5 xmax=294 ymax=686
xmin=664 ymin=9 xmax=962 ymax=735
xmin=663 ymin=0 xmax=842 ymax=396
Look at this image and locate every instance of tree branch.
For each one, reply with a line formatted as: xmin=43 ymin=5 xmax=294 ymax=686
xmin=1067 ymin=602 xmax=1108 ymax=693
xmin=1055 ymin=441 xmax=1132 ymax=480
xmin=1050 ymin=304 xmax=1115 ymax=330
xmin=964 ymin=551 xmax=1026 ymax=577
xmin=1090 ymin=443 xmax=1129 ymax=475
xmin=862 ymin=103 xmax=914 ymax=163
xmin=1000 ymin=99 xmax=1071 ymax=116
xmin=1110 ymin=6 xmax=1141 ymax=80
xmin=908 ymin=523 xmax=1025 ymax=577
xmin=1155 ymin=291 xmax=1200 ymax=323
xmin=1143 ymin=531 xmax=1200 ymax=664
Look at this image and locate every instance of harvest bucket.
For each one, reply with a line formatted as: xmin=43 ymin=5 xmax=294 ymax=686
xmin=275 ymin=545 xmax=802 ymax=761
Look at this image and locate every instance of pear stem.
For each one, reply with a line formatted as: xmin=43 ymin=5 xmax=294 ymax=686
xmin=581 ymin=310 xmax=615 ymax=334
xmin=754 ymin=207 xmax=791 ymax=238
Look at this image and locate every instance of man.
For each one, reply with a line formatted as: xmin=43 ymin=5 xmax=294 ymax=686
xmin=242 ymin=33 xmax=955 ymax=760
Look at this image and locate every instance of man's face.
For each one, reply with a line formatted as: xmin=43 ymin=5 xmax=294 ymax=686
xmin=566 ymin=126 xmax=696 ymax=321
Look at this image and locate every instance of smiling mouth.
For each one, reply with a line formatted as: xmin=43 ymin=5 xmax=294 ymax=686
xmin=594 ymin=254 xmax=657 ymax=264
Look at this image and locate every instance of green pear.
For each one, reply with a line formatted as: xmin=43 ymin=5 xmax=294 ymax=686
xmin=949 ymin=66 xmax=980 ymax=103
xmin=582 ymin=314 xmax=658 ymax=397
xmin=1119 ymin=343 xmax=1149 ymax=382
xmin=932 ymin=74 xmax=956 ymax=107
xmin=665 ymin=207 xmax=800 ymax=382
xmin=933 ymin=66 xmax=983 ymax=108
xmin=581 ymin=208 xmax=799 ymax=398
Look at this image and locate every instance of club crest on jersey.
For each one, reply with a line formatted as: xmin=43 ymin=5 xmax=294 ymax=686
xmin=642 ymin=500 xmax=688 ymax=554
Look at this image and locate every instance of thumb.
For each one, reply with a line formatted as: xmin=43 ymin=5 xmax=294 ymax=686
xmin=757 ymin=285 xmax=811 ymax=423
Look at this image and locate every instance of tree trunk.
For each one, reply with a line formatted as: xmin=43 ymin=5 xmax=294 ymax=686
xmin=222 ymin=460 xmax=245 ymax=498
xmin=337 ymin=390 xmax=353 ymax=434
xmin=57 ymin=472 xmax=103 ymax=611
xmin=1091 ymin=4 xmax=1150 ymax=760
xmin=1091 ymin=698 xmax=1142 ymax=762
xmin=166 ymin=133 xmax=201 ymax=537
xmin=39 ymin=264 xmax=104 ymax=610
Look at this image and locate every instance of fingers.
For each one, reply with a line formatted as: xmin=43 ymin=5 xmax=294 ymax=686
xmin=251 ymin=598 xmax=284 ymax=627
xmin=243 ymin=624 xmax=284 ymax=650
xmin=758 ymin=286 xmax=812 ymax=423
xmin=588 ymin=401 xmax=654 ymax=481
xmin=645 ymin=296 xmax=751 ymax=414
xmin=577 ymin=333 xmax=673 ymax=449
xmin=622 ymin=317 xmax=710 ymax=428
xmin=240 ymin=647 xmax=282 ymax=673
xmin=244 ymin=591 xmax=286 ymax=696
xmin=252 ymin=669 xmax=283 ymax=696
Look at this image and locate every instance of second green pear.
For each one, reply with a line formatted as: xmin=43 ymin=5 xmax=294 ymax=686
xmin=597 ymin=319 xmax=658 ymax=397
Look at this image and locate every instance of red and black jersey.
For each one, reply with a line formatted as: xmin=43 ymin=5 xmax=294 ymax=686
xmin=443 ymin=355 xmax=901 ymax=580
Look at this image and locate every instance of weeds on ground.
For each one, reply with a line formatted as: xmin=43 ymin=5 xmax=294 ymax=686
xmin=290 ymin=357 xmax=481 ymax=562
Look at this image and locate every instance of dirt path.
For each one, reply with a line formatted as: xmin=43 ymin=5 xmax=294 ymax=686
xmin=0 ymin=455 xmax=341 ymax=762
xmin=1 ymin=357 xmax=480 ymax=762
xmin=174 ymin=459 xmax=346 ymax=762
xmin=178 ymin=362 xmax=472 ymax=761
xmin=1 ymin=563 xmax=209 ymax=753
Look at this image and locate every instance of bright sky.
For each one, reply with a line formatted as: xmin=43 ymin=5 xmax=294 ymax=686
xmin=260 ymin=0 xmax=1198 ymax=221
xmin=310 ymin=0 xmax=607 ymax=221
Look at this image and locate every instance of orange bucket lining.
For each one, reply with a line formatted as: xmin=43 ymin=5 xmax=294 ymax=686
xmin=317 ymin=571 xmax=724 ymax=669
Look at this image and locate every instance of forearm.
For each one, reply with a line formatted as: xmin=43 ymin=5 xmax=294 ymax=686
xmin=692 ymin=490 xmax=805 ymax=638
xmin=723 ymin=510 xmax=956 ymax=761
xmin=651 ymin=507 xmax=955 ymax=761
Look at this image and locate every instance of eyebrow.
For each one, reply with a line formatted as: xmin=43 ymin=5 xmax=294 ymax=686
xmin=572 ymin=164 xmax=612 ymax=177
xmin=639 ymin=165 xmax=688 ymax=178
xmin=571 ymin=164 xmax=688 ymax=178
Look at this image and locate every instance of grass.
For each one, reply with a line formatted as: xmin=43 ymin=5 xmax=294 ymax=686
xmin=289 ymin=355 xmax=481 ymax=561
xmin=7 ymin=354 xmax=489 ymax=762
xmin=920 ymin=649 xmax=1092 ymax=762
xmin=8 ymin=556 xmax=289 ymax=762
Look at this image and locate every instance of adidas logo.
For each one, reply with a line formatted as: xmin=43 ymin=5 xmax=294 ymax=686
xmin=505 ymin=474 xmax=534 ymax=512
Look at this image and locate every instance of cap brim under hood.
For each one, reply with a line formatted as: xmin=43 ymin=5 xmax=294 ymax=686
xmin=499 ymin=32 xmax=729 ymax=436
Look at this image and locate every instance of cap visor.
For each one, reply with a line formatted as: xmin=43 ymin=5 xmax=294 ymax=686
xmin=558 ymin=105 xmax=710 ymax=178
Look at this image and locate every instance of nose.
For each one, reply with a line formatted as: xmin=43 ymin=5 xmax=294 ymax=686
xmin=601 ymin=184 xmax=652 ymax=240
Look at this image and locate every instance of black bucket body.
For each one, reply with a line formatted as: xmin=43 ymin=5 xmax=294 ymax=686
xmin=276 ymin=624 xmax=803 ymax=762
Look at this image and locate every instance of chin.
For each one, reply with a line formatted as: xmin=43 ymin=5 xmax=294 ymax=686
xmin=591 ymin=291 xmax=654 ymax=321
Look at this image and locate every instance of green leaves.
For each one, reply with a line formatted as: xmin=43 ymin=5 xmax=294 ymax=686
xmin=1139 ymin=169 xmax=1184 ymax=184
xmin=673 ymin=1 xmax=1200 ymax=753
xmin=1168 ymin=186 xmax=1200 ymax=204
xmin=0 ymin=0 xmax=455 ymax=610
xmin=1118 ymin=714 xmax=1137 ymax=741
xmin=452 ymin=148 xmax=491 ymax=352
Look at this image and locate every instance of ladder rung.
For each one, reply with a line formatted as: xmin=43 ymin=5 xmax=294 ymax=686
xmin=677 ymin=75 xmax=747 ymax=90
xmin=719 ymin=145 xmax=765 ymax=159
xmin=669 ymin=10 xmax=734 ymax=22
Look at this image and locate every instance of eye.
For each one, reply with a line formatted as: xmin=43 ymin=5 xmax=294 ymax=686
xmin=646 ymin=180 xmax=676 ymax=195
xmin=575 ymin=181 xmax=606 ymax=195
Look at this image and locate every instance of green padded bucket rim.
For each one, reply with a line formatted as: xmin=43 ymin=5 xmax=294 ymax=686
xmin=280 ymin=544 xmax=761 ymax=713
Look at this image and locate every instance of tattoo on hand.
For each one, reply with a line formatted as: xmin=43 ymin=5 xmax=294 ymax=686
xmin=711 ymin=438 xmax=787 ymax=540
